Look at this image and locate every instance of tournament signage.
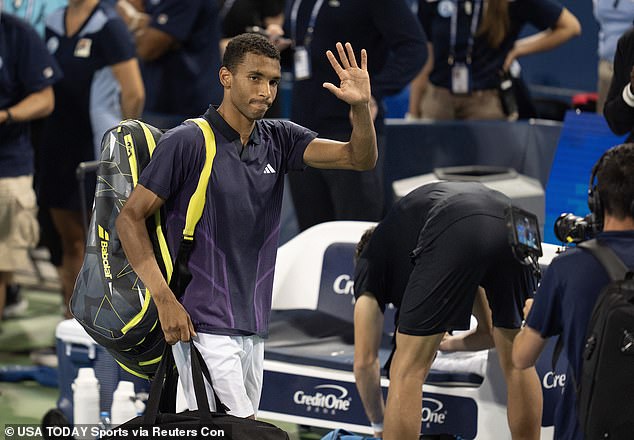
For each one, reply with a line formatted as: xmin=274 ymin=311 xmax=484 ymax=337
xmin=261 ymin=370 xmax=478 ymax=438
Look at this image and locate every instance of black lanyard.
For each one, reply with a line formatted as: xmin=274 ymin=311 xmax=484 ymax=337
xmin=448 ymin=0 xmax=482 ymax=66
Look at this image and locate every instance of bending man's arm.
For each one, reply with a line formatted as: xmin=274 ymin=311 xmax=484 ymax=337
xmin=116 ymin=184 xmax=196 ymax=344
xmin=353 ymin=294 xmax=385 ymax=438
xmin=303 ymin=42 xmax=377 ymax=171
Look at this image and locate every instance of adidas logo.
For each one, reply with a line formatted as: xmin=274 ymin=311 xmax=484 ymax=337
xmin=263 ymin=163 xmax=276 ymax=174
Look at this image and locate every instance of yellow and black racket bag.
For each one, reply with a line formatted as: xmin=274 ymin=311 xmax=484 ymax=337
xmin=70 ymin=118 xmax=216 ymax=379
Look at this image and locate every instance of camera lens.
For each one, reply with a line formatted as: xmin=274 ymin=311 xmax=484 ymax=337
xmin=554 ymin=213 xmax=592 ymax=243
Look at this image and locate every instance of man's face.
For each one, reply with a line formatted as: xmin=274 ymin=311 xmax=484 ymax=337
xmin=224 ymin=52 xmax=281 ymax=121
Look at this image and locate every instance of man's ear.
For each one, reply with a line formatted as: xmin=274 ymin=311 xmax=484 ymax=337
xmin=219 ymin=66 xmax=232 ymax=88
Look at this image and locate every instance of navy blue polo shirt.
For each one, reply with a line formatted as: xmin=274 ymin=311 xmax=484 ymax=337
xmin=141 ymin=0 xmax=223 ymax=117
xmin=138 ymin=107 xmax=316 ymax=337
xmin=418 ymin=0 xmax=562 ymax=90
xmin=527 ymin=231 xmax=634 ymax=440
xmin=0 ymin=12 xmax=61 ymax=177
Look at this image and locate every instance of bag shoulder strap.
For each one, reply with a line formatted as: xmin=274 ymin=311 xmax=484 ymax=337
xmin=168 ymin=118 xmax=217 ymax=298
xmin=183 ymin=117 xmax=217 ymax=241
xmin=577 ymin=239 xmax=629 ymax=282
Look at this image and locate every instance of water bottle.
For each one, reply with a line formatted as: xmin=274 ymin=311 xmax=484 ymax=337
xmin=110 ymin=381 xmax=137 ymax=426
xmin=72 ymin=368 xmax=100 ymax=439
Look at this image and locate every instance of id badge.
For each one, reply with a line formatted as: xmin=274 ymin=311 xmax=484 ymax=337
xmin=451 ymin=63 xmax=471 ymax=94
xmin=294 ymin=46 xmax=311 ymax=80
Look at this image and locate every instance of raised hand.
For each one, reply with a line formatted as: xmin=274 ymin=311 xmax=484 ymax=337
xmin=323 ymin=42 xmax=371 ymax=107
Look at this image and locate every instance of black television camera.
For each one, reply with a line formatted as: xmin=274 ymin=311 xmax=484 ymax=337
xmin=553 ymin=213 xmax=597 ymax=244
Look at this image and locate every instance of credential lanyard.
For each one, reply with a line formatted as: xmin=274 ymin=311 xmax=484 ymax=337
xmin=448 ymin=0 xmax=482 ymax=66
xmin=290 ymin=0 xmax=326 ymax=48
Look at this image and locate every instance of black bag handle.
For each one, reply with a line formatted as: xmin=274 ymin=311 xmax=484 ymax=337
xmin=143 ymin=343 xmax=227 ymax=425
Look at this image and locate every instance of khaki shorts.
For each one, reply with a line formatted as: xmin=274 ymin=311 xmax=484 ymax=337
xmin=421 ymin=83 xmax=507 ymax=121
xmin=0 ymin=175 xmax=39 ymax=271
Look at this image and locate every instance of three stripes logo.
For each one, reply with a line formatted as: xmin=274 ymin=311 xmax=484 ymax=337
xmin=263 ymin=163 xmax=276 ymax=174
xmin=98 ymin=225 xmax=112 ymax=280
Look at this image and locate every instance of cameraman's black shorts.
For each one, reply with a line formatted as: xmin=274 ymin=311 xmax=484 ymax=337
xmin=397 ymin=211 xmax=533 ymax=336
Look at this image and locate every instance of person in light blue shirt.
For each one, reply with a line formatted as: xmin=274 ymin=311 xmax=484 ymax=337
xmin=1 ymin=0 xmax=67 ymax=37
xmin=593 ymin=0 xmax=634 ymax=112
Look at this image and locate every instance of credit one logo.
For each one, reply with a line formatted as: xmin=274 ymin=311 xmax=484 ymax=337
xmin=542 ymin=371 xmax=566 ymax=389
xmin=293 ymin=384 xmax=352 ymax=414
xmin=333 ymin=274 xmax=354 ymax=295
xmin=422 ymin=397 xmax=447 ymax=427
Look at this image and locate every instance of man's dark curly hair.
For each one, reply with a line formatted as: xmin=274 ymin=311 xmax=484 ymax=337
xmin=355 ymin=226 xmax=376 ymax=263
xmin=596 ymin=143 xmax=634 ymax=219
xmin=222 ymin=33 xmax=280 ymax=73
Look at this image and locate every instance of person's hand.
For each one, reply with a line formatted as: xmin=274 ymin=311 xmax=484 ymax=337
xmin=503 ymin=49 xmax=518 ymax=72
xmin=154 ymin=289 xmax=197 ymax=344
xmin=523 ymin=298 xmax=534 ymax=321
xmin=323 ymin=42 xmax=371 ymax=107
xmin=265 ymin=24 xmax=292 ymax=51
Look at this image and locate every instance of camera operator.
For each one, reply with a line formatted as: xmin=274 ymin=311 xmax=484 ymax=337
xmin=513 ymin=143 xmax=634 ymax=440
xmin=353 ymin=181 xmax=542 ymax=440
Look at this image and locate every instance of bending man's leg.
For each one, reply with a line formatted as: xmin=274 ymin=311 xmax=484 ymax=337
xmin=384 ymin=331 xmax=443 ymax=440
xmin=493 ymin=327 xmax=542 ymax=440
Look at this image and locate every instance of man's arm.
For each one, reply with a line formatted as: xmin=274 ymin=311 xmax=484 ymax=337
xmin=353 ymin=294 xmax=385 ymax=438
xmin=512 ymin=299 xmax=548 ymax=369
xmin=0 ymin=86 xmax=54 ymax=125
xmin=303 ymin=43 xmax=377 ymax=171
xmin=111 ymin=58 xmax=145 ymax=119
xmin=116 ymin=184 xmax=196 ymax=344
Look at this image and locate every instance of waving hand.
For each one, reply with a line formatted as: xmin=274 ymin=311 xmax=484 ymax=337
xmin=323 ymin=42 xmax=371 ymax=106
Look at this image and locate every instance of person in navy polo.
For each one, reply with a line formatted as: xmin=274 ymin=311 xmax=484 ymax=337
xmin=0 ymin=11 xmax=61 ymax=325
xmin=513 ymin=143 xmax=634 ymax=440
xmin=115 ymin=0 xmax=223 ymax=129
xmin=409 ymin=0 xmax=580 ymax=121
xmin=116 ymin=33 xmax=378 ymax=418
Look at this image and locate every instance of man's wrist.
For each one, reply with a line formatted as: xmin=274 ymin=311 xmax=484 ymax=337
xmin=622 ymin=83 xmax=634 ymax=108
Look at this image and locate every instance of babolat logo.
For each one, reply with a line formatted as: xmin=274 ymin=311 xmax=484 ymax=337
xmin=98 ymin=225 xmax=112 ymax=279
xmin=293 ymin=384 xmax=352 ymax=414
xmin=422 ymin=397 xmax=447 ymax=427
xmin=332 ymin=274 xmax=354 ymax=295
xmin=124 ymin=133 xmax=134 ymax=157
xmin=542 ymin=371 xmax=566 ymax=389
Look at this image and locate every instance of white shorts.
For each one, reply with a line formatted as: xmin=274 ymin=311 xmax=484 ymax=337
xmin=172 ymin=333 xmax=264 ymax=418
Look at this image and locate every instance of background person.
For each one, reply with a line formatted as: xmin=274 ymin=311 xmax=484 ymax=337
xmin=353 ymin=181 xmax=542 ymax=440
xmin=513 ymin=143 xmax=634 ymax=440
xmin=116 ymin=0 xmax=223 ymax=130
xmin=285 ymin=0 xmax=427 ymax=231
xmin=0 ymin=11 xmax=61 ymax=327
xmin=409 ymin=0 xmax=580 ymax=121
xmin=116 ymin=34 xmax=377 ymax=418
xmin=593 ymin=0 xmax=634 ymax=113
xmin=39 ymin=0 xmax=144 ymax=318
